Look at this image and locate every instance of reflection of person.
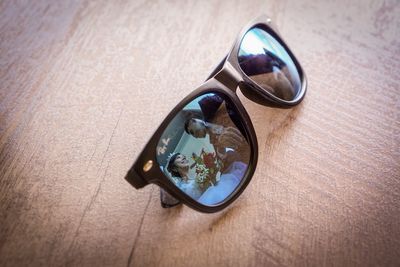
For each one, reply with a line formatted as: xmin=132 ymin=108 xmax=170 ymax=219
xmin=166 ymin=153 xmax=248 ymax=205
xmin=197 ymin=94 xmax=244 ymax=135
xmin=184 ymin=118 xmax=248 ymax=172
xmin=238 ymin=48 xmax=287 ymax=76
xmin=166 ymin=153 xmax=202 ymax=199
xmin=238 ymin=49 xmax=297 ymax=100
xmin=197 ymin=161 xmax=247 ymax=205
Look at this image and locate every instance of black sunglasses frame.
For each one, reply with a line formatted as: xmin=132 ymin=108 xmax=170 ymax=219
xmin=125 ymin=15 xmax=307 ymax=213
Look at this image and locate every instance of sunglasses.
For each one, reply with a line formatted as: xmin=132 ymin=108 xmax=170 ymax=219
xmin=125 ymin=15 xmax=307 ymax=213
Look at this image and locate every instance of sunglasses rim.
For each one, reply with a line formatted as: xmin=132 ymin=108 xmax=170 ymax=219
xmin=220 ymin=15 xmax=307 ymax=107
xmin=125 ymin=79 xmax=259 ymax=213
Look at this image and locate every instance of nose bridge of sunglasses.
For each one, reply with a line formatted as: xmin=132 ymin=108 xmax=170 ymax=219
xmin=213 ymin=61 xmax=243 ymax=91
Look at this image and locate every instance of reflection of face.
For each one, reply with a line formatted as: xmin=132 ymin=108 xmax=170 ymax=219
xmin=173 ymin=154 xmax=189 ymax=169
xmin=187 ymin=119 xmax=207 ymax=138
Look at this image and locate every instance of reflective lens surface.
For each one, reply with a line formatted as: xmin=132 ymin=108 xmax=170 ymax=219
xmin=156 ymin=92 xmax=251 ymax=206
xmin=238 ymin=27 xmax=301 ymax=101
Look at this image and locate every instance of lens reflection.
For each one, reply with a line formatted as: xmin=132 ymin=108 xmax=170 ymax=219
xmin=238 ymin=27 xmax=301 ymax=101
xmin=156 ymin=93 xmax=251 ymax=206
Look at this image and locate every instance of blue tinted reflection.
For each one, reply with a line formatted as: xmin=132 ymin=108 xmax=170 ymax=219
xmin=156 ymin=93 xmax=251 ymax=206
xmin=238 ymin=27 xmax=301 ymax=101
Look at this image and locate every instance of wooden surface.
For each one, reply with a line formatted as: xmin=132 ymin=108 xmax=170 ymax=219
xmin=0 ymin=0 xmax=399 ymax=266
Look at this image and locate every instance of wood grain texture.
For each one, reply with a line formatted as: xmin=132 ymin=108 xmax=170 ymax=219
xmin=0 ymin=0 xmax=399 ymax=266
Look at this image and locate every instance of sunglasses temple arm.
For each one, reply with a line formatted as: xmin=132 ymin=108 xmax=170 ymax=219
xmin=126 ymin=168 xmax=181 ymax=208
xmin=160 ymin=188 xmax=181 ymax=208
xmin=205 ymin=55 xmax=228 ymax=81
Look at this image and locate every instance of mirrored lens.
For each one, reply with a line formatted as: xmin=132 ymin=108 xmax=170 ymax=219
xmin=238 ymin=27 xmax=301 ymax=101
xmin=156 ymin=92 xmax=251 ymax=206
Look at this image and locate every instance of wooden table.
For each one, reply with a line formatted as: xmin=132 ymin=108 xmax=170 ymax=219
xmin=1 ymin=0 xmax=399 ymax=266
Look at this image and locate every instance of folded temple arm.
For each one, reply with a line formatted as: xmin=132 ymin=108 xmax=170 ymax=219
xmin=160 ymin=188 xmax=181 ymax=208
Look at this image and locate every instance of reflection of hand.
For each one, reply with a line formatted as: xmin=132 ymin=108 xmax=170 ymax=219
xmin=218 ymin=127 xmax=244 ymax=149
xmin=216 ymin=150 xmax=226 ymax=160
